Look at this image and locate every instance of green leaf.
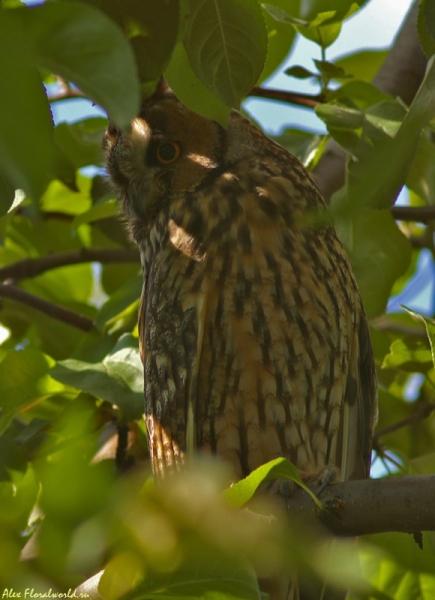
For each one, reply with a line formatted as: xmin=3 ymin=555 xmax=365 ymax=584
xmin=51 ymin=334 xmax=143 ymax=421
xmin=338 ymin=209 xmax=412 ymax=319
xmin=96 ymin=276 xmax=142 ymax=334
xmin=382 ymin=338 xmax=433 ymax=373
xmin=72 ymin=199 xmax=118 ymax=229
xmin=418 ymin=0 xmax=435 ymax=58
xmin=328 ymin=80 xmax=389 ymax=110
xmin=165 ymin=42 xmax=231 ymax=126
xmin=402 ymin=307 xmax=435 ymax=370
xmin=300 ymin=0 xmax=368 ymax=20
xmin=343 ymin=55 xmax=435 ymax=211
xmin=316 ymin=103 xmax=364 ymax=130
xmin=223 ymin=457 xmax=322 ymax=508
xmin=334 ymin=49 xmax=388 ymax=83
xmin=54 ymin=118 xmax=108 ymax=170
xmin=0 ymin=468 xmax=39 ymax=530
xmin=271 ymin=129 xmax=327 ymax=168
xmin=19 ymin=2 xmax=140 ymax=128
xmin=314 ymin=59 xmax=348 ymax=79
xmin=0 ymin=350 xmax=64 ymax=435
xmin=360 ymin=533 xmax=435 ymax=599
xmin=285 ymin=65 xmax=317 ymax=79
xmin=103 ymin=554 xmax=261 ymax=600
xmin=40 ymin=174 xmax=92 ymax=216
xmin=183 ymin=0 xmax=268 ymax=108
xmin=0 ymin=9 xmax=54 ymax=206
xmin=406 ymin=134 xmax=435 ymax=204
xmin=295 ymin=3 xmax=367 ymax=48
xmin=259 ymin=0 xmax=299 ymax=83
xmin=83 ymin=0 xmax=180 ymax=87
xmin=261 ymin=3 xmax=309 ymax=26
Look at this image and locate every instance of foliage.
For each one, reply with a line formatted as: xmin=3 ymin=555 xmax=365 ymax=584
xmin=1 ymin=0 xmax=435 ymax=599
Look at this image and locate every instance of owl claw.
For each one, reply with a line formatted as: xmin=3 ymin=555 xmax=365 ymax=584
xmin=314 ymin=466 xmax=338 ymax=497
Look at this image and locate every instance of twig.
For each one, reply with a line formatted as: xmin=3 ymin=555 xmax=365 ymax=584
xmin=391 ymin=205 xmax=435 ymax=223
xmin=373 ymin=402 xmax=435 ymax=443
xmin=0 ymin=283 xmax=94 ymax=332
xmin=248 ymin=86 xmax=324 ymax=109
xmin=47 ymin=89 xmax=85 ymax=103
xmin=0 ymin=248 xmax=139 ymax=283
xmin=371 ymin=317 xmax=428 ymax=339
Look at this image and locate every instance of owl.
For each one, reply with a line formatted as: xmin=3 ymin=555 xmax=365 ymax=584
xmin=104 ymin=79 xmax=377 ymax=597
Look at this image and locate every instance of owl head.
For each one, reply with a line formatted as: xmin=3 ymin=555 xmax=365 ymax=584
xmin=104 ymin=80 xmax=225 ymax=229
xmin=103 ymin=79 xmax=270 ymax=239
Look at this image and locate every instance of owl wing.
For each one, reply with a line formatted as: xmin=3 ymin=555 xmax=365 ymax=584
xmin=140 ymin=161 xmax=377 ymax=482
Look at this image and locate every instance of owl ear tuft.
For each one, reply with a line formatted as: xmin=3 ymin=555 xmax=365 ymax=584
xmin=153 ymin=76 xmax=175 ymax=100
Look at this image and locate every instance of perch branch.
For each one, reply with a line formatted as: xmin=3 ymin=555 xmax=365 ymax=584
xmin=0 ymin=283 xmax=94 ymax=332
xmin=288 ymin=474 xmax=435 ymax=536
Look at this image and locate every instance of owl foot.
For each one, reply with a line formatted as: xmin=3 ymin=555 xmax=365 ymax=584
xmin=313 ymin=466 xmax=338 ymax=497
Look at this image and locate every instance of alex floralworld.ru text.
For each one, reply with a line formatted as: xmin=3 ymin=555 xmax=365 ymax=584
xmin=2 ymin=590 xmax=89 ymax=599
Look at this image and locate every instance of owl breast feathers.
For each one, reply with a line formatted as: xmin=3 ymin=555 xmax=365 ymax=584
xmin=104 ymin=84 xmax=377 ymax=484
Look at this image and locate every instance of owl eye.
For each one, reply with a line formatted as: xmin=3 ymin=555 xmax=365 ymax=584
xmin=156 ymin=141 xmax=181 ymax=164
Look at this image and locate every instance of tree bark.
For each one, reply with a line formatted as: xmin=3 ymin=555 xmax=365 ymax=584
xmin=287 ymin=474 xmax=435 ymax=537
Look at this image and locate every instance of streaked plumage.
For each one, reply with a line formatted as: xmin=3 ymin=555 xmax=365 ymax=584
xmin=104 ymin=80 xmax=377 ymax=598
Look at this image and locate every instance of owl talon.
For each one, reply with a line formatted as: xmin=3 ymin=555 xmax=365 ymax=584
xmin=314 ymin=467 xmax=338 ymax=497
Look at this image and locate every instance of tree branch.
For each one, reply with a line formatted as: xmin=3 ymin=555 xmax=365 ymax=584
xmin=248 ymin=87 xmax=324 ymax=109
xmin=0 ymin=283 xmax=94 ymax=332
xmin=391 ymin=205 xmax=435 ymax=223
xmin=0 ymin=248 xmax=139 ymax=283
xmin=312 ymin=1 xmax=427 ymax=202
xmin=373 ymin=402 xmax=435 ymax=444
xmin=48 ymin=89 xmax=85 ymax=103
xmin=288 ymin=475 xmax=435 ymax=536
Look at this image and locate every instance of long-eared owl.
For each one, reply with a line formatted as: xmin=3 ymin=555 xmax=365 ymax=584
xmin=104 ymin=79 xmax=377 ymax=502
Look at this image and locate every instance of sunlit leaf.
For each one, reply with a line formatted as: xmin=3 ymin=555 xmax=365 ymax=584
xmin=165 ymin=42 xmax=231 ymax=126
xmin=183 ymin=0 xmax=268 ymax=107
xmin=382 ymin=338 xmax=432 ymax=373
xmin=334 ymin=49 xmax=388 ymax=82
xmin=51 ymin=334 xmax=143 ymax=421
xmin=402 ymin=307 xmax=435 ymax=370
xmin=224 ymin=457 xmax=322 ymax=508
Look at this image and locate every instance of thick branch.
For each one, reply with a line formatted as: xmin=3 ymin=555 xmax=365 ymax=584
xmin=0 ymin=248 xmax=139 ymax=283
xmin=312 ymin=1 xmax=427 ymax=202
xmin=288 ymin=475 xmax=435 ymax=536
xmin=0 ymin=283 xmax=94 ymax=331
